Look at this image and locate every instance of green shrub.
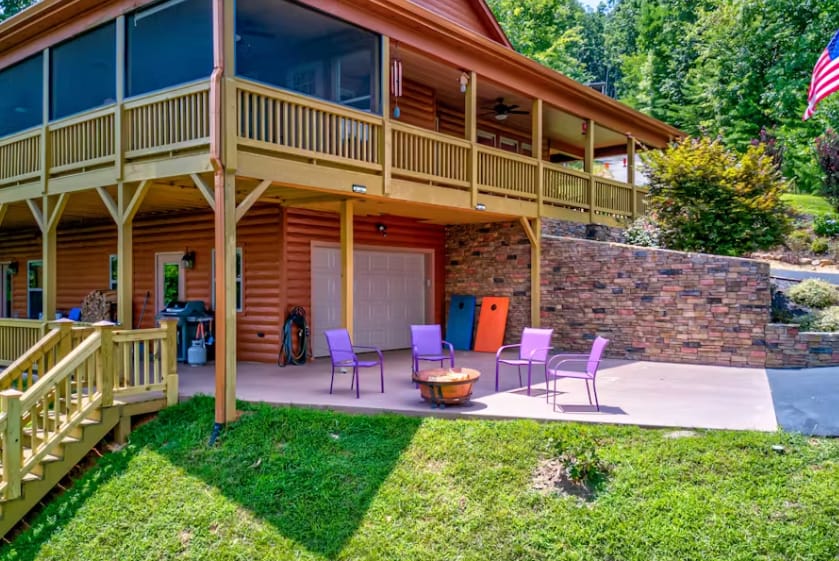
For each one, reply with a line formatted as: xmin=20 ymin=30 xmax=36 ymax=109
xmin=808 ymin=306 xmax=839 ymax=332
xmin=623 ymin=216 xmax=662 ymax=248
xmin=811 ymin=238 xmax=829 ymax=255
xmin=816 ymin=129 xmax=839 ymax=209
xmin=786 ymin=230 xmax=812 ymax=252
xmin=643 ymin=137 xmax=790 ymax=256
xmin=788 ymin=279 xmax=839 ymax=309
xmin=814 ymin=215 xmax=839 ymax=237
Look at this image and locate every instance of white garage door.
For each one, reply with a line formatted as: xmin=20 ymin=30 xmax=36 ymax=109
xmin=311 ymin=246 xmax=426 ymax=357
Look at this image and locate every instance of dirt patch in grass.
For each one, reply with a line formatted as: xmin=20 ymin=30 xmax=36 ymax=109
xmin=531 ymin=458 xmax=597 ymax=502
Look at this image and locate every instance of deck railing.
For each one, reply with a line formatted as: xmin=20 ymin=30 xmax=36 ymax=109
xmin=0 ymin=319 xmax=48 ymax=368
xmin=594 ymin=176 xmax=633 ymax=218
xmin=0 ymin=320 xmax=178 ymax=500
xmin=236 ymin=80 xmax=382 ymax=169
xmin=477 ymin=146 xmax=539 ymax=200
xmin=49 ymin=107 xmax=116 ymax=173
xmin=391 ymin=122 xmax=470 ymax=188
xmin=0 ymin=129 xmax=40 ymax=186
xmin=125 ymin=81 xmax=211 ymax=158
xmin=543 ymin=163 xmax=590 ymax=212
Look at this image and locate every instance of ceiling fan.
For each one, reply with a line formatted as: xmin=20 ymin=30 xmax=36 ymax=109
xmin=484 ymin=98 xmax=529 ymax=121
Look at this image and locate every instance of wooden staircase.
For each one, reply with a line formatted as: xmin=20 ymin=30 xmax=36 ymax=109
xmin=0 ymin=318 xmax=179 ymax=537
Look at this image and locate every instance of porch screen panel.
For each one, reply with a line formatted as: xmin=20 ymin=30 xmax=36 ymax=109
xmin=0 ymin=55 xmax=43 ymax=137
xmin=236 ymin=0 xmax=381 ymax=113
xmin=126 ymin=0 xmax=212 ymax=97
xmin=51 ymin=22 xmax=116 ymax=120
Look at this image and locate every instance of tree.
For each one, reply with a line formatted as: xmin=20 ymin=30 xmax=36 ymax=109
xmin=644 ymin=137 xmax=791 ymax=256
xmin=0 ymin=0 xmax=35 ymax=22
xmin=815 ymin=129 xmax=839 ymax=209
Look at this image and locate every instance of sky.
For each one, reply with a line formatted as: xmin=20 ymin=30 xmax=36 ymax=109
xmin=579 ymin=0 xmax=602 ymax=9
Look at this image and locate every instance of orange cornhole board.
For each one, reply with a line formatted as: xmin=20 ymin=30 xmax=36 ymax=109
xmin=473 ymin=297 xmax=510 ymax=352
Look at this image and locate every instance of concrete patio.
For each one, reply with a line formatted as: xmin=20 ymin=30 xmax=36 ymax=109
xmin=179 ymin=350 xmax=778 ymax=432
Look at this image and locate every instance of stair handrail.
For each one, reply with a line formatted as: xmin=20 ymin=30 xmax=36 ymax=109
xmin=0 ymin=320 xmax=94 ymax=393
xmin=0 ymin=325 xmax=110 ymax=500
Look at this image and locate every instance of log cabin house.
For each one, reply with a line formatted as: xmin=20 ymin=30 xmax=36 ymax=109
xmin=0 ymin=0 xmax=682 ymax=422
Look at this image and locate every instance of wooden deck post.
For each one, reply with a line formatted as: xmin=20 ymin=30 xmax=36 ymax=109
xmin=341 ymin=200 xmax=354 ymax=338
xmin=28 ymin=194 xmax=68 ymax=323
xmin=55 ymin=318 xmax=73 ymax=361
xmin=532 ymin=99 xmax=544 ymax=217
xmin=584 ymin=118 xmax=595 ymax=224
xmin=520 ymin=217 xmax=541 ymax=328
xmin=214 ymin=171 xmax=238 ymax=423
xmin=1 ymin=389 xmax=23 ymax=500
xmin=160 ymin=318 xmax=179 ymax=407
xmin=627 ymin=135 xmax=637 ymax=219
xmin=465 ymin=71 xmax=478 ymax=208
xmin=117 ymin=180 xmax=151 ymax=329
xmin=381 ymin=37 xmax=392 ymax=195
xmin=94 ymin=321 xmax=115 ymax=408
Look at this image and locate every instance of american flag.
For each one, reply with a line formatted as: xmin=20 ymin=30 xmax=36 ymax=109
xmin=804 ymin=29 xmax=839 ymax=120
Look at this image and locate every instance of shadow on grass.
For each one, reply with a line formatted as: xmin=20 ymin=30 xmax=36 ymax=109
xmin=148 ymin=395 xmax=421 ymax=559
xmin=3 ymin=396 xmax=422 ymax=561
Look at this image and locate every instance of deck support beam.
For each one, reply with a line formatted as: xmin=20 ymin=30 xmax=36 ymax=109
xmin=191 ymin=173 xmax=216 ymax=212
xmin=627 ymin=135 xmax=637 ymax=219
xmin=340 ymin=200 xmax=354 ymax=338
xmin=29 ymin=194 xmax=67 ymax=321
xmin=381 ymin=37 xmax=392 ymax=195
xmin=465 ymin=71 xmax=478 ymax=208
xmin=214 ymin=170 xmax=238 ymax=424
xmin=116 ymin=181 xmax=151 ymax=329
xmin=0 ymin=204 xmax=7 ymax=228
xmin=532 ymin=98 xmax=544 ymax=217
xmin=520 ymin=217 xmax=541 ymax=328
xmin=584 ymin=118 xmax=595 ymax=224
xmin=235 ymin=179 xmax=271 ymax=223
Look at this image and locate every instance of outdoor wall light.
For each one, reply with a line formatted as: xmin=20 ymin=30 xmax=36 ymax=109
xmin=7 ymin=260 xmax=18 ymax=275
xmin=475 ymin=203 xmax=487 ymax=211
xmin=376 ymin=223 xmax=388 ymax=237
xmin=459 ymin=72 xmax=469 ymax=94
xmin=181 ymin=249 xmax=196 ymax=270
xmin=351 ymin=184 xmax=367 ymax=194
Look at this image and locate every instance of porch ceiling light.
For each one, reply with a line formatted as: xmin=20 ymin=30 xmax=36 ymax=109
xmin=494 ymin=112 xmax=507 ymax=121
xmin=351 ymin=184 xmax=367 ymax=194
xmin=475 ymin=203 xmax=487 ymax=211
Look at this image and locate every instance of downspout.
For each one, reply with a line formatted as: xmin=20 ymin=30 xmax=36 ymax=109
xmin=209 ymin=0 xmax=225 ymax=445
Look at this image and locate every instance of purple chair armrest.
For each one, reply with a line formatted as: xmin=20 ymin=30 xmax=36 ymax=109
xmin=442 ymin=340 xmax=455 ymax=356
xmin=547 ymin=357 xmax=599 ymax=370
xmin=495 ymin=343 xmax=521 ymax=359
xmin=353 ymin=345 xmax=384 ymax=359
xmin=527 ymin=346 xmax=554 ymax=361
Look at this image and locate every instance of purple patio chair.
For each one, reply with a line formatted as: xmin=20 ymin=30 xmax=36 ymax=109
xmin=324 ymin=328 xmax=384 ymax=399
xmin=410 ymin=324 xmax=455 ymax=374
xmin=495 ymin=327 xmax=554 ymax=395
xmin=545 ymin=336 xmax=610 ymax=411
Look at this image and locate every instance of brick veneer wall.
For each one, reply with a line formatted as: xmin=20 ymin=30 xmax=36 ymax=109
xmin=446 ymin=222 xmax=532 ymax=345
xmin=542 ymin=218 xmax=624 ymax=243
xmin=542 ymin=236 xmax=771 ymax=367
xmin=446 ymin=222 xmax=774 ymax=367
xmin=765 ymin=324 xmax=839 ymax=368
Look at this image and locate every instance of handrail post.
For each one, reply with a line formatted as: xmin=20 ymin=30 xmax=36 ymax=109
xmin=584 ymin=118 xmax=595 ymax=223
xmin=627 ymin=134 xmax=637 ymax=219
xmin=54 ymin=318 xmax=75 ymax=362
xmin=94 ymin=321 xmax=115 ymax=408
xmin=1 ymin=389 xmax=23 ymax=500
xmin=160 ymin=319 xmax=179 ymax=407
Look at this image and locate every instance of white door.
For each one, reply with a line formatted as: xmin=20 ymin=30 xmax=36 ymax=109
xmin=311 ymin=245 xmax=427 ymax=357
xmin=155 ymin=252 xmax=185 ymax=312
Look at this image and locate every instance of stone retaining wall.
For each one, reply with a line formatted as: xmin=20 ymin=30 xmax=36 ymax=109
xmin=765 ymin=324 xmax=839 ymax=368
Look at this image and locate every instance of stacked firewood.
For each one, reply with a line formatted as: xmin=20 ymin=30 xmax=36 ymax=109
xmin=80 ymin=290 xmax=117 ymax=323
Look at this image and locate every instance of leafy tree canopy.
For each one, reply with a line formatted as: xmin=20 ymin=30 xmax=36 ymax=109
xmin=0 ymin=0 xmax=35 ymax=22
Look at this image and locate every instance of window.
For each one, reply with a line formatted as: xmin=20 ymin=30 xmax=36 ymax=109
xmin=236 ymin=0 xmax=381 ymax=113
xmin=126 ymin=0 xmax=212 ymax=97
xmin=521 ymin=143 xmax=533 ymax=157
xmin=477 ymin=130 xmax=496 ymax=147
xmin=27 ymin=260 xmax=43 ymax=319
xmin=0 ymin=54 xmax=43 ymax=137
xmin=109 ymin=255 xmax=118 ymax=290
xmin=211 ymin=248 xmax=243 ymax=312
xmin=50 ymin=22 xmax=116 ymax=120
xmin=499 ymin=136 xmax=519 ymax=153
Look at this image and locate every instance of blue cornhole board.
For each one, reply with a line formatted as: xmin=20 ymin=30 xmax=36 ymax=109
xmin=447 ymin=295 xmax=476 ymax=350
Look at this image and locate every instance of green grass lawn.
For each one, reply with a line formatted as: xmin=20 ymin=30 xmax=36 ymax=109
xmin=3 ymin=397 xmax=839 ymax=561
xmin=782 ymin=193 xmax=835 ymax=217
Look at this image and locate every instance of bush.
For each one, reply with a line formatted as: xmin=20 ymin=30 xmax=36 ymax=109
xmin=809 ymin=306 xmax=839 ymax=332
xmin=816 ymin=129 xmax=839 ymax=209
xmin=811 ymin=238 xmax=829 ymax=255
xmin=787 ymin=279 xmax=839 ymax=309
xmin=643 ymin=137 xmax=791 ymax=256
xmin=786 ymin=230 xmax=812 ymax=252
xmin=813 ymin=215 xmax=839 ymax=237
xmin=623 ymin=216 xmax=662 ymax=247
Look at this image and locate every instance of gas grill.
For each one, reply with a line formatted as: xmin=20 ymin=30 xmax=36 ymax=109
xmin=157 ymin=300 xmax=213 ymax=362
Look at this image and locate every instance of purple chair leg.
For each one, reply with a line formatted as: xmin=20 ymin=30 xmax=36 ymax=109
xmin=330 ymin=366 xmax=336 ymax=394
xmin=379 ymin=362 xmax=384 ymax=393
xmin=354 ymin=366 xmax=360 ymax=399
xmin=495 ymin=362 xmax=501 ymax=392
xmin=592 ymin=380 xmax=600 ymax=411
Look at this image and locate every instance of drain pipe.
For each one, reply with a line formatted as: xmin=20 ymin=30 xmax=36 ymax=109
xmin=209 ymin=0 xmax=226 ymax=444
